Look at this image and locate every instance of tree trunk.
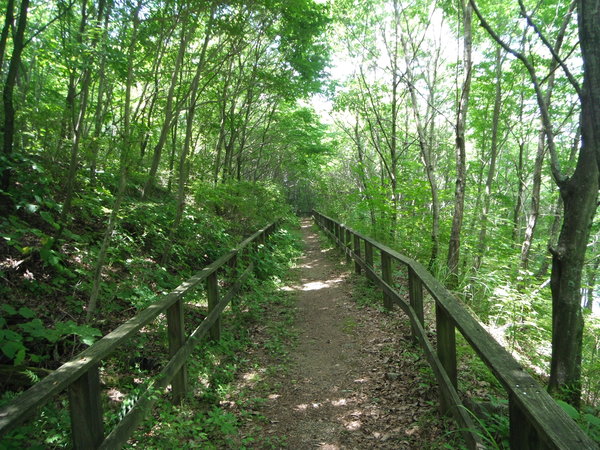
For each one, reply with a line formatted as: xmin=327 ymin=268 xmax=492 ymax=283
xmin=447 ymin=0 xmax=472 ymax=288
xmin=0 ymin=0 xmax=15 ymax=73
xmin=512 ymin=140 xmax=525 ymax=242
xmin=1 ymin=0 xmax=29 ymax=213
xmin=475 ymin=46 xmax=502 ymax=270
xmin=89 ymin=2 xmax=112 ymax=185
xmin=59 ymin=0 xmax=108 ymax=228
xmin=400 ymin=32 xmax=441 ymax=270
xmin=547 ymin=0 xmax=600 ymax=406
xmin=87 ymin=1 xmax=141 ymax=319
xmin=535 ymin=194 xmax=562 ymax=279
xmin=161 ymin=5 xmax=214 ymax=265
xmin=584 ymin=256 xmax=599 ymax=311
xmin=354 ymin=117 xmax=377 ymax=231
xmin=142 ymin=18 xmax=191 ymax=197
xmin=520 ymin=8 xmax=573 ymax=270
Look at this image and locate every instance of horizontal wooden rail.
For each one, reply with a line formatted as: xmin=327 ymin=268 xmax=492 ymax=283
xmin=0 ymin=221 xmax=278 ymax=449
xmin=313 ymin=211 xmax=597 ymax=450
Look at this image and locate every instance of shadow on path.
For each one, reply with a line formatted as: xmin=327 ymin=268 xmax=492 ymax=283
xmin=242 ymin=219 xmax=455 ymax=449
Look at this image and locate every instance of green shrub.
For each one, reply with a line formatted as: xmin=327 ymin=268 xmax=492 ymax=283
xmin=193 ymin=181 xmax=293 ymax=235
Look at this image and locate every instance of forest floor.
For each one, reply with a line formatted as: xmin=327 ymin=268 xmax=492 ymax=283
xmin=232 ymin=219 xmax=459 ymax=449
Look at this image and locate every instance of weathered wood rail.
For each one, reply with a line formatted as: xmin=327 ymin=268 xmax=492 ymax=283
xmin=0 ymin=221 xmax=278 ymax=449
xmin=313 ymin=211 xmax=597 ymax=450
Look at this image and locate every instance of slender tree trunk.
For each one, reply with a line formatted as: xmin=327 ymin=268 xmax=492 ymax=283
xmin=354 ymin=118 xmax=377 ymax=230
xmin=387 ymin=0 xmax=402 ymax=242
xmin=1 ymin=0 xmax=29 ymax=213
xmin=401 ymin=32 xmax=441 ymax=270
xmin=536 ymin=194 xmax=562 ymax=279
xmin=59 ymin=0 xmax=109 ymax=228
xmin=0 ymin=0 xmax=15 ymax=72
xmin=584 ymin=256 xmax=599 ymax=311
xmin=447 ymin=0 xmax=472 ymax=288
xmin=142 ymin=18 xmax=190 ymax=197
xmin=520 ymin=8 xmax=573 ymax=270
xmin=475 ymin=47 xmax=502 ymax=270
xmin=389 ymin=72 xmax=399 ymax=242
xmin=161 ymin=6 xmax=214 ymax=265
xmin=520 ymin=132 xmax=546 ymax=271
xmin=167 ymin=120 xmax=179 ymax=192
xmin=512 ymin=140 xmax=526 ymax=242
xmin=89 ymin=2 xmax=111 ymax=185
xmin=87 ymin=1 xmax=141 ymax=319
xmin=213 ymin=59 xmax=233 ymax=184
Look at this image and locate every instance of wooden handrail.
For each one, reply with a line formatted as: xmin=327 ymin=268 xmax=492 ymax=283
xmin=0 ymin=221 xmax=278 ymax=448
xmin=313 ymin=211 xmax=597 ymax=450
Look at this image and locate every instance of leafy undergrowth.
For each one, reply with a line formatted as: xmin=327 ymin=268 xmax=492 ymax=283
xmin=0 ymin=156 xmax=302 ymax=446
xmin=0 ymin=160 xmax=293 ymax=387
xmin=0 ymin=223 xmax=302 ymax=448
xmin=122 ymin=225 xmax=303 ymax=448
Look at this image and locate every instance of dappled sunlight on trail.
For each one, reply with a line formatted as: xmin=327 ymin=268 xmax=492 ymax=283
xmin=240 ymin=218 xmax=454 ymax=449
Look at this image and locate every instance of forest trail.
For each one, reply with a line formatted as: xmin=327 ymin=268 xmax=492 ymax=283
xmin=239 ymin=219 xmax=453 ymax=449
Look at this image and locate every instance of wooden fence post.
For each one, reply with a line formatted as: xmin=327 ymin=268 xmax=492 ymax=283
xmin=408 ymin=267 xmax=424 ymax=342
xmin=229 ymin=253 xmax=239 ymax=309
xmin=256 ymin=233 xmax=267 ymax=280
xmin=365 ymin=241 xmax=374 ymax=283
xmin=207 ymin=271 xmax=220 ymax=341
xmin=436 ymin=303 xmax=457 ymax=413
xmin=69 ymin=365 xmax=104 ymax=449
xmin=345 ymin=229 xmax=352 ymax=264
xmin=509 ymin=393 xmax=539 ymax=448
xmin=353 ymin=234 xmax=361 ymax=274
xmin=167 ymin=299 xmax=188 ymax=404
xmin=381 ymin=251 xmax=393 ymax=310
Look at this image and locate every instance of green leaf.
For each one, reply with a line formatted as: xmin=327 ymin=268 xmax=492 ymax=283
xmin=40 ymin=247 xmax=60 ymax=267
xmin=19 ymin=319 xmax=61 ymax=342
xmin=556 ymin=399 xmax=580 ymax=420
xmin=40 ymin=211 xmax=59 ymax=230
xmin=1 ymin=304 xmax=17 ymax=316
xmin=14 ymin=347 xmax=26 ymax=365
xmin=25 ymin=203 xmax=39 ymax=213
xmin=584 ymin=413 xmax=600 ymax=427
xmin=1 ymin=340 xmax=23 ymax=360
xmin=18 ymin=307 xmax=35 ymax=319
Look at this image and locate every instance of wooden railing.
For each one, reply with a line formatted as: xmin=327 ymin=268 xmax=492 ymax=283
xmin=0 ymin=221 xmax=278 ymax=449
xmin=313 ymin=211 xmax=597 ymax=450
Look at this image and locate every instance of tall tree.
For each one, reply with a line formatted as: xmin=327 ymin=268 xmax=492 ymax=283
xmin=472 ymin=0 xmax=600 ymax=408
xmin=447 ymin=0 xmax=473 ymax=287
xmin=1 ymin=0 xmax=30 ymax=213
xmin=87 ymin=0 xmax=141 ymax=318
xmin=142 ymin=8 xmax=190 ymax=198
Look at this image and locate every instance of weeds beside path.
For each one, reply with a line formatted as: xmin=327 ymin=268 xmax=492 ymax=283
xmin=236 ymin=219 xmax=458 ymax=449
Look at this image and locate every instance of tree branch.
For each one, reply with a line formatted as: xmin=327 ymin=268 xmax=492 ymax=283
xmin=517 ymin=0 xmax=581 ymax=98
xmin=469 ymin=0 xmax=567 ymax=186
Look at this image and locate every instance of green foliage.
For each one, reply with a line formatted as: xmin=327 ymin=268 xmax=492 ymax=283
xmin=0 ymin=392 xmax=71 ymax=448
xmin=126 ymin=223 xmax=301 ymax=448
xmin=556 ymin=400 xmax=600 ymax=443
xmin=0 ymin=304 xmax=101 ymax=365
xmin=194 ymin=181 xmax=293 ymax=235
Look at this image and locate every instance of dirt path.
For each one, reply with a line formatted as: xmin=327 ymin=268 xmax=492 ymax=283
xmin=240 ymin=219 xmax=455 ymax=449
